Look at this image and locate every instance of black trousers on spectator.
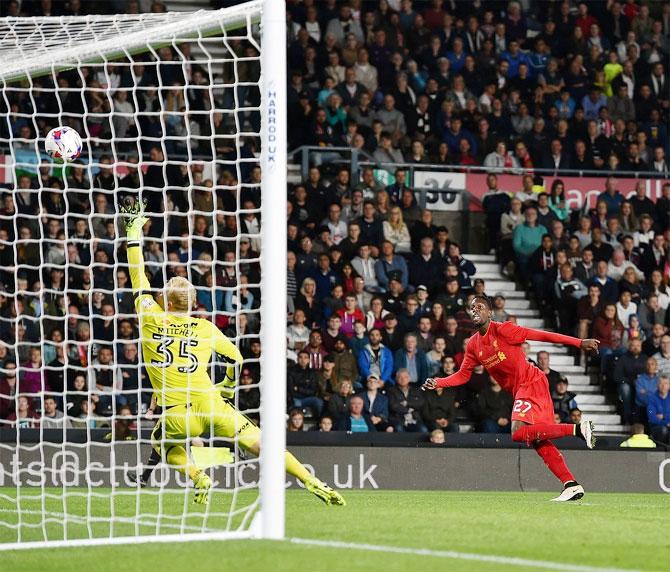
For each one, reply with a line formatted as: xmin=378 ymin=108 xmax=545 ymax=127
xmin=531 ymin=272 xmax=553 ymax=305
xmin=373 ymin=420 xmax=393 ymax=432
xmin=499 ymin=238 xmax=515 ymax=267
xmin=556 ymin=296 xmax=579 ymax=335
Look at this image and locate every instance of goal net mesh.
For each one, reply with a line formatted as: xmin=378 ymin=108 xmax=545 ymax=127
xmin=0 ymin=1 xmax=272 ymax=546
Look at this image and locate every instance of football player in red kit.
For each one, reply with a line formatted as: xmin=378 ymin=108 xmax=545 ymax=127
xmin=423 ymin=295 xmax=599 ymax=502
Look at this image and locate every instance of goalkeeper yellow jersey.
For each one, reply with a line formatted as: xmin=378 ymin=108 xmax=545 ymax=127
xmin=127 ymin=243 xmax=242 ymax=407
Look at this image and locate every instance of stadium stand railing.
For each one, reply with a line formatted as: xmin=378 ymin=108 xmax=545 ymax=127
xmin=287 ymin=145 xmax=670 ymax=182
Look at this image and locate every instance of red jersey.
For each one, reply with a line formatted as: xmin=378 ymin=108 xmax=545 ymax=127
xmin=435 ymin=322 xmax=581 ymax=395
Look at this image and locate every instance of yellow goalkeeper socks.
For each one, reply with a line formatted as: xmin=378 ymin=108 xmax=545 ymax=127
xmin=166 ymin=446 xmax=200 ymax=481
xmin=285 ymin=451 xmax=312 ymax=483
xmin=168 ymin=447 xmax=312 ymax=484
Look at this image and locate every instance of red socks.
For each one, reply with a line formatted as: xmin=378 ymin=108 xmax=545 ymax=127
xmin=512 ymin=424 xmax=577 ymax=484
xmin=511 ymin=423 xmax=574 ymax=446
xmin=533 ymin=440 xmax=575 ymax=484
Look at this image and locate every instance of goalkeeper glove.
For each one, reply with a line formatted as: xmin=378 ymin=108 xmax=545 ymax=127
xmin=118 ymin=197 xmax=149 ymax=241
xmin=215 ymin=365 xmax=237 ymax=400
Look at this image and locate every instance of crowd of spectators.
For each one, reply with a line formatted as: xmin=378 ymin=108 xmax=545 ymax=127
xmin=282 ymin=0 xmax=669 ymax=441
xmin=285 ymin=0 xmax=668 ymax=443
xmin=286 ymin=0 xmax=670 ymax=176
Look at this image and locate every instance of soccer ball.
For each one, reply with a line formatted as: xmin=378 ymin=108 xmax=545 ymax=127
xmin=45 ymin=126 xmax=82 ymax=162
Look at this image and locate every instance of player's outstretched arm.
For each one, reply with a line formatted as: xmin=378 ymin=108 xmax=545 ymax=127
xmin=421 ymin=378 xmax=438 ymax=391
xmin=119 ymin=198 xmax=151 ymax=295
xmin=422 ymin=346 xmax=478 ymax=390
xmin=211 ymin=325 xmax=243 ymax=365
xmin=423 ymin=368 xmax=471 ymax=391
xmin=210 ymin=324 xmax=244 ymax=399
xmin=579 ymin=338 xmax=600 ymax=353
xmin=522 ymin=327 xmax=600 ymax=353
xmin=214 ymin=364 xmax=238 ymax=400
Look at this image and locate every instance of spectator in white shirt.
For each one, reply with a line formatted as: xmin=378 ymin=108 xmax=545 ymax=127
xmin=382 ymin=206 xmax=411 ymax=254
xmin=325 ymin=50 xmax=346 ymax=84
xmin=616 ymin=290 xmax=638 ymax=328
xmin=341 ymin=189 xmax=365 ymax=223
xmin=112 ymin=91 xmax=134 ymax=139
xmin=574 ymin=216 xmax=593 ymax=248
xmin=373 ymin=95 xmax=406 ymax=138
xmin=287 ymin=309 xmax=310 ymax=351
xmin=94 ymin=63 xmax=121 ymax=90
xmin=483 ymin=141 xmax=520 ymax=170
xmin=633 ymin=214 xmax=654 ymax=247
xmin=326 ymin=5 xmax=364 ymax=46
xmin=515 ymin=174 xmax=538 ymax=206
xmin=651 ymin=146 xmax=669 ymax=177
xmin=647 ymin=270 xmax=670 ymax=310
xmin=303 ymin=5 xmax=321 ymax=43
xmin=373 ymin=132 xmax=405 ymax=163
xmin=322 ymin=203 xmax=348 ymax=245
xmin=351 ymin=244 xmax=380 ymax=292
xmin=652 ymin=335 xmax=670 ymax=377
xmin=241 ymin=199 xmax=261 ymax=253
xmin=354 ymin=48 xmax=378 ymax=93
xmin=41 ymin=395 xmax=72 ymax=429
xmin=607 ymin=248 xmax=644 ymax=282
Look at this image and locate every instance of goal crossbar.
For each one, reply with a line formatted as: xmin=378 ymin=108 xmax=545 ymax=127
xmin=0 ymin=2 xmax=262 ymax=83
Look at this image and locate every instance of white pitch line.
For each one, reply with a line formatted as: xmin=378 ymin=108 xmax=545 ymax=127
xmin=0 ymin=530 xmax=252 ymax=552
xmin=288 ymin=538 xmax=641 ymax=572
xmin=0 ymin=531 xmax=645 ymax=571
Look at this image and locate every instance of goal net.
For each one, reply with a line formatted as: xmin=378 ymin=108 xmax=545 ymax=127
xmin=0 ymin=0 xmax=287 ymax=548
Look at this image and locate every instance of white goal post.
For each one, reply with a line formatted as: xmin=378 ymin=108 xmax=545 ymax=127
xmin=257 ymin=0 xmax=287 ymax=541
xmin=0 ymin=0 xmax=286 ymax=549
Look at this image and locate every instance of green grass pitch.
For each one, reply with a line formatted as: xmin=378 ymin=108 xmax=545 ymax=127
xmin=1 ymin=488 xmax=668 ymax=571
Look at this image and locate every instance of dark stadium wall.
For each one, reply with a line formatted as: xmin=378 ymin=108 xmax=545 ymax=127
xmin=1 ymin=443 xmax=669 ymax=493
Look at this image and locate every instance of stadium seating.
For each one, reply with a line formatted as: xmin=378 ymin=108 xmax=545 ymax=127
xmin=470 ymin=253 xmax=626 ymax=434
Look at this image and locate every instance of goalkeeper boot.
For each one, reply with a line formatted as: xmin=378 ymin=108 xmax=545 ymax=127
xmin=304 ymin=477 xmax=346 ymax=506
xmin=193 ymin=471 xmax=212 ymax=505
xmin=127 ymin=470 xmax=148 ymax=488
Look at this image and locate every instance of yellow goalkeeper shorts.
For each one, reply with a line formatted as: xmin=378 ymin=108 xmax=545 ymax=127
xmin=152 ymin=394 xmax=260 ymax=452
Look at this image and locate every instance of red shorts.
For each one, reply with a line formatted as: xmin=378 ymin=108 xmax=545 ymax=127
xmin=511 ymin=377 xmax=555 ymax=425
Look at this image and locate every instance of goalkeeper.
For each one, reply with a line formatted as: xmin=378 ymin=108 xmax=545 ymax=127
xmin=121 ymin=198 xmax=344 ymax=506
